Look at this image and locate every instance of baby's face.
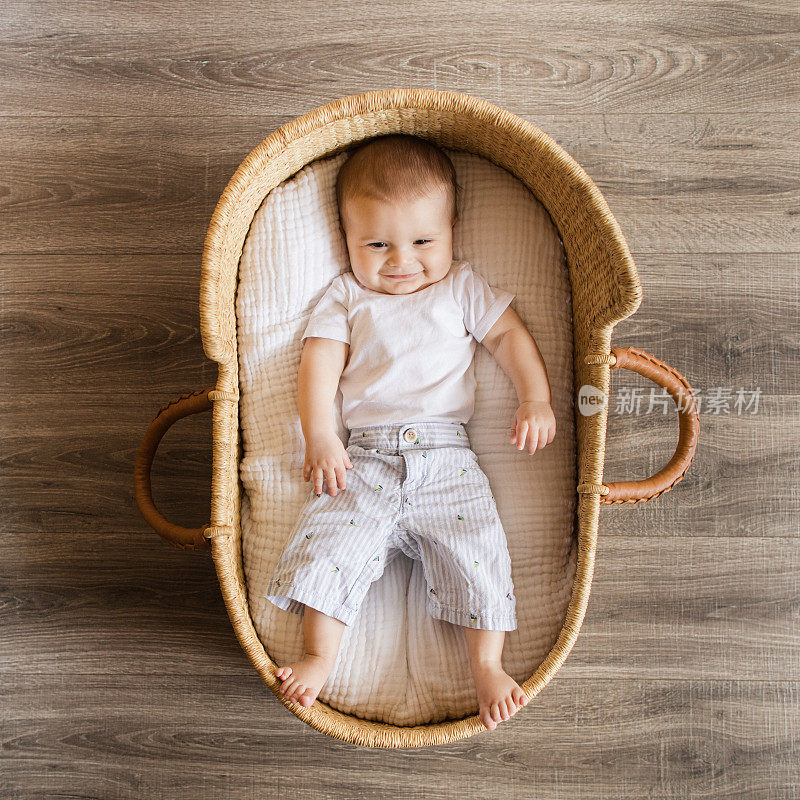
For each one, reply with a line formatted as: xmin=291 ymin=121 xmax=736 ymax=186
xmin=340 ymin=186 xmax=455 ymax=295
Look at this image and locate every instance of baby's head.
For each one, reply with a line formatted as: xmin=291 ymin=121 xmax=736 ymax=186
xmin=335 ymin=134 xmax=461 ymax=295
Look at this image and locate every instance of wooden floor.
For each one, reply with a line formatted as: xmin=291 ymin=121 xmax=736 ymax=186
xmin=2 ymin=2 xmax=798 ymax=798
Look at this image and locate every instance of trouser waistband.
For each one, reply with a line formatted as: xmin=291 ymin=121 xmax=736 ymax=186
xmin=348 ymin=421 xmax=470 ymax=453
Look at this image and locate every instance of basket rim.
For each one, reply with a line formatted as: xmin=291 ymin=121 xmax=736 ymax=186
xmin=200 ymin=88 xmax=641 ymax=362
xmin=200 ymin=87 xmax=635 ymax=748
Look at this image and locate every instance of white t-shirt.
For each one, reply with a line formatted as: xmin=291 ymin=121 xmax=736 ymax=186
xmin=301 ymin=259 xmax=515 ymax=430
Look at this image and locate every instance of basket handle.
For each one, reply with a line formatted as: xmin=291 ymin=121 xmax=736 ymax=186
xmin=590 ymin=346 xmax=700 ymax=504
xmin=134 ymin=388 xmax=215 ymax=550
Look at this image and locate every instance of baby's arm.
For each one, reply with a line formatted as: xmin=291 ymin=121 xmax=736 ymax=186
xmin=298 ymin=337 xmax=352 ymax=496
xmin=481 ymin=306 xmax=556 ymax=454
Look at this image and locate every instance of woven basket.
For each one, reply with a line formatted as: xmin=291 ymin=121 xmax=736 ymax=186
xmin=134 ymin=89 xmax=699 ymax=748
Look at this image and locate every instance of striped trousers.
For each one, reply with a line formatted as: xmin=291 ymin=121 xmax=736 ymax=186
xmin=264 ymin=421 xmax=517 ymax=631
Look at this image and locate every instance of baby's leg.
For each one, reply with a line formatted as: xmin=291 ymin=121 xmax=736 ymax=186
xmin=463 ymin=627 xmax=529 ymax=731
xmin=275 ymin=606 xmax=346 ymax=707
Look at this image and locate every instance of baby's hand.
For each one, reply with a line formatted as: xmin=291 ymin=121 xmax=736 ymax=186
xmin=303 ymin=431 xmax=353 ymax=497
xmin=511 ymin=401 xmax=556 ymax=454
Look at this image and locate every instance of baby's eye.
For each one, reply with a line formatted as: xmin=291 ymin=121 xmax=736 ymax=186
xmin=367 ymin=242 xmax=387 ymax=249
xmin=415 ymin=239 xmax=432 ymax=245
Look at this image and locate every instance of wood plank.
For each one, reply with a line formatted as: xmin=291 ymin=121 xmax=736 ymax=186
xmin=0 ymin=391 xmax=216 ymax=537
xmin=1 ymin=2 xmax=798 ymax=116
xmin=2 ymin=674 xmax=798 ymax=799
xmin=1 ymin=533 xmax=797 ymax=680
xmin=0 ymin=115 xmax=797 ymax=254
xmin=1 ymin=251 xmax=797 ymax=393
xmin=0 ymin=385 xmax=796 ymax=540
xmin=612 ymin=253 xmax=800 ymax=397
xmin=0 ymin=254 xmax=218 ymax=393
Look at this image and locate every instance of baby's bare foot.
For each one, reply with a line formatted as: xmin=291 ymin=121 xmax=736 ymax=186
xmin=471 ymin=661 xmax=529 ymax=731
xmin=275 ymin=654 xmax=335 ymax=707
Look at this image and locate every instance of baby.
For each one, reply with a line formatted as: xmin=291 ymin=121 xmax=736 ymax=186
xmin=265 ymin=134 xmax=556 ymax=732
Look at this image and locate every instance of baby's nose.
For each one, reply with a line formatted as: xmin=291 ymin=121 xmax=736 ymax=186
xmin=390 ymin=244 xmax=412 ymax=258
xmin=392 ymin=252 xmax=415 ymax=267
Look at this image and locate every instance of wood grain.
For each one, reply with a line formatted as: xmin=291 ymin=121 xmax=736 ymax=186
xmin=1 ymin=533 xmax=798 ymax=681
xmin=2 ymin=0 xmax=798 ymax=797
xmin=1 ymin=1 xmax=798 ymax=116
xmin=2 ymin=675 xmax=798 ymax=799
xmin=0 ymin=115 xmax=797 ymax=254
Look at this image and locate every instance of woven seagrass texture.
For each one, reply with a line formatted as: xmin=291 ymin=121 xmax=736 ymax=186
xmin=199 ymin=88 xmax=641 ymax=747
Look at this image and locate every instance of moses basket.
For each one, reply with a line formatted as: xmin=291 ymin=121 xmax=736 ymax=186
xmin=134 ymin=89 xmax=699 ymax=748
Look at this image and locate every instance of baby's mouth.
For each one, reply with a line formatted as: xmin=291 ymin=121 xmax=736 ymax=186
xmin=385 ymin=273 xmax=420 ymax=280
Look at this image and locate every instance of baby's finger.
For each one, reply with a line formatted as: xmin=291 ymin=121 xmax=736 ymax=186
xmin=325 ymin=467 xmax=339 ymax=497
xmin=334 ymin=464 xmax=347 ymax=490
xmin=528 ymin=427 xmax=543 ymax=454
xmin=516 ymin=421 xmax=528 ymax=451
xmin=345 ymin=453 xmax=354 ymax=469
xmin=313 ymin=467 xmax=324 ymax=496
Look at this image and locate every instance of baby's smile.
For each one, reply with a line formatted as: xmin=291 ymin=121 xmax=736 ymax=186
xmin=360 ymin=268 xmax=449 ymax=295
xmin=340 ymin=187 xmax=456 ymax=296
xmin=384 ymin=271 xmax=420 ymax=280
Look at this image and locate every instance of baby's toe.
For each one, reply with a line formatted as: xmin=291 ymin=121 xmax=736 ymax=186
xmin=490 ymin=702 xmax=504 ymax=723
xmin=512 ymin=687 xmax=527 ymax=707
xmin=286 ymin=681 xmax=306 ymax=702
xmin=481 ymin=707 xmax=497 ymax=731
xmin=297 ymin=687 xmax=316 ymax=707
xmin=498 ymin=700 xmax=511 ymax=721
xmin=276 ymin=666 xmax=292 ymax=680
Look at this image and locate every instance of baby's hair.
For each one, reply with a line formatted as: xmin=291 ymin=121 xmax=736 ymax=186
xmin=335 ymin=134 xmax=461 ymax=230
